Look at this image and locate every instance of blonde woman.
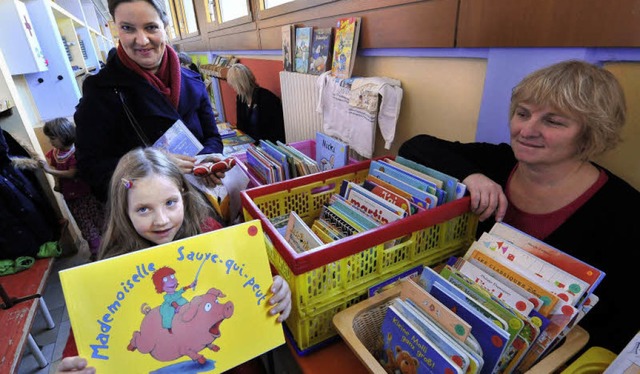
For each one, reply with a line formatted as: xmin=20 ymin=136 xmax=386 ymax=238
xmin=226 ymin=63 xmax=286 ymax=144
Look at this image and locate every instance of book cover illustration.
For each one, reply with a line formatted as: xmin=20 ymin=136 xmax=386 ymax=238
xmin=331 ymin=17 xmax=361 ymax=79
xmin=308 ymin=27 xmax=334 ymax=75
xmin=418 ymin=266 xmax=509 ymax=374
xmin=294 ymin=26 xmax=313 ymax=74
xmin=59 ymin=221 xmax=285 ymax=373
xmin=153 ymin=119 xmax=204 ymax=157
xmin=284 ymin=211 xmax=323 ymax=253
xmin=315 ymin=131 xmax=348 ymax=171
xmin=379 ymin=301 xmax=463 ymax=374
xmin=281 ymin=24 xmax=294 ymax=72
xmin=477 ymin=231 xmax=590 ymax=307
xmin=489 ymin=221 xmax=604 ymax=294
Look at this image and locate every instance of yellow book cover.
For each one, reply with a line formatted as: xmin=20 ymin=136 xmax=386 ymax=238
xmin=59 ymin=220 xmax=285 ymax=373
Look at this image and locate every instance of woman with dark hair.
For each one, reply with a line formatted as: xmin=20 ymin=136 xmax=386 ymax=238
xmin=74 ymin=0 xmax=224 ymax=204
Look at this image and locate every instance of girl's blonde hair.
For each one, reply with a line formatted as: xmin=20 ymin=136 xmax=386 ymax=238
xmin=98 ymin=147 xmax=213 ymax=259
xmin=510 ymin=60 xmax=626 ymax=160
xmin=226 ymin=63 xmax=258 ymax=104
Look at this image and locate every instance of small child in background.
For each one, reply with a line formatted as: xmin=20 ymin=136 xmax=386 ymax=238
xmin=39 ymin=118 xmax=104 ymax=261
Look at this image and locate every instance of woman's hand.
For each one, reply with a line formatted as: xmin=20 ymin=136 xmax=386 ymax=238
xmin=166 ymin=152 xmax=197 ymax=174
xmin=55 ymin=356 xmax=95 ymax=373
xmin=268 ymin=275 xmax=292 ymax=323
xmin=462 ymin=173 xmax=508 ymax=222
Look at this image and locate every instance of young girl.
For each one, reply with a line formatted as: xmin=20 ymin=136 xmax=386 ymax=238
xmin=58 ymin=147 xmax=291 ymax=374
xmin=39 ymin=117 xmax=104 ymax=261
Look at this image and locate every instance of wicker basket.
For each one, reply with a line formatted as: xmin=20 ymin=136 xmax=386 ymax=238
xmin=332 ymin=283 xmax=590 ymax=373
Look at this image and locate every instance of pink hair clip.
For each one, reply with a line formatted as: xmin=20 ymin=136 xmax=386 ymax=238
xmin=121 ymin=178 xmax=133 ymax=189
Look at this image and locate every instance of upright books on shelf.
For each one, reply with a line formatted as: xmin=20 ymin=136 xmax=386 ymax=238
xmin=308 ymin=27 xmax=334 ymax=75
xmin=281 ymin=24 xmax=294 ymax=72
xmin=331 ymin=17 xmax=361 ymax=79
xmin=294 ymin=26 xmax=313 ymax=74
xmin=59 ymin=221 xmax=284 ymax=373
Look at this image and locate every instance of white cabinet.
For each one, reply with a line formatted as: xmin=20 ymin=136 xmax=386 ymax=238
xmin=0 ymin=0 xmax=48 ymax=75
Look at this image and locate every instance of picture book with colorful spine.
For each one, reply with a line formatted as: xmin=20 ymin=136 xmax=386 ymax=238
xmin=59 ymin=221 xmax=285 ymax=373
xmin=331 ymin=17 xmax=361 ymax=79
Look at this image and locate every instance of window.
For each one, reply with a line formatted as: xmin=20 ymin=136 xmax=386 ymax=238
xmin=217 ymin=0 xmax=249 ymax=23
xmin=263 ymin=0 xmax=295 ymax=9
xmin=164 ymin=0 xmax=199 ymax=40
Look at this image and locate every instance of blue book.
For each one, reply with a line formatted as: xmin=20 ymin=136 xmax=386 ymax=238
xmin=369 ymin=160 xmax=445 ymax=204
xmin=368 ymin=168 xmax=438 ymax=209
xmin=260 ymin=140 xmax=291 ymax=180
xmin=316 ymin=132 xmax=349 ymax=171
xmin=395 ymin=156 xmax=464 ymax=203
xmin=380 ymin=302 xmax=463 ymax=374
xmin=418 ymin=266 xmax=510 ymax=374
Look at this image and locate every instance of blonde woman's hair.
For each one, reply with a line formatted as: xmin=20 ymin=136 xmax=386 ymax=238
xmin=98 ymin=147 xmax=213 ymax=259
xmin=509 ymin=59 xmax=626 ymax=160
xmin=226 ymin=63 xmax=258 ymax=104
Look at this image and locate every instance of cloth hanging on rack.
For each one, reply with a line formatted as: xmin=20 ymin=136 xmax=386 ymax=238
xmin=316 ymin=72 xmax=402 ymax=158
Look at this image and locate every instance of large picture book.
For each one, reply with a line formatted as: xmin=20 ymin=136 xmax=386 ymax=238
xmin=59 ymin=220 xmax=285 ymax=373
xmin=315 ymin=131 xmax=348 ymax=171
xmin=308 ymin=27 xmax=334 ymax=75
xmin=294 ymin=26 xmax=313 ymax=74
xmin=281 ymin=24 xmax=295 ymax=72
xmin=331 ymin=17 xmax=361 ymax=79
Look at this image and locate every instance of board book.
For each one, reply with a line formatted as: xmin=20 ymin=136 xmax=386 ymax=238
xmin=331 ymin=17 xmax=361 ymax=79
xmin=294 ymin=26 xmax=313 ymax=73
xmin=59 ymin=220 xmax=285 ymax=373
xmin=308 ymin=27 xmax=334 ymax=75
xmin=315 ymin=131 xmax=348 ymax=171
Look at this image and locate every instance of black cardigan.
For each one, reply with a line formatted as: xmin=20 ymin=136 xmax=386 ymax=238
xmin=235 ymin=87 xmax=286 ymax=144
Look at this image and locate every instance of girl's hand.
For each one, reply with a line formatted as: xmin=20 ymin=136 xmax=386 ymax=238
xmin=55 ymin=356 xmax=95 ymax=373
xmin=268 ymin=275 xmax=292 ymax=323
xmin=37 ymin=159 xmax=51 ymax=173
xmin=462 ymin=173 xmax=508 ymax=222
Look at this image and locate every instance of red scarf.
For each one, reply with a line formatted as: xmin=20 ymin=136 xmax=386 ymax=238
xmin=117 ymin=44 xmax=181 ymax=108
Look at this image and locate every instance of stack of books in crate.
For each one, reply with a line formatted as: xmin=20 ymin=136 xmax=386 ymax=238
xmin=241 ymin=156 xmax=478 ymax=353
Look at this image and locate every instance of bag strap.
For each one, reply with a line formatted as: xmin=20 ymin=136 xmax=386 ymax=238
xmin=115 ymin=88 xmax=151 ymax=147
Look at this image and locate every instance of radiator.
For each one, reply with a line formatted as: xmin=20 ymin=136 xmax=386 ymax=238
xmin=280 ymin=71 xmax=323 ymax=142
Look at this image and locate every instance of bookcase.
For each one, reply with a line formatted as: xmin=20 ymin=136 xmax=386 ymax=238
xmin=0 ymin=0 xmax=114 ymax=123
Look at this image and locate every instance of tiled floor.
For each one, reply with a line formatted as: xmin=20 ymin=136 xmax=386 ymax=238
xmin=16 ymin=243 xmax=304 ymax=374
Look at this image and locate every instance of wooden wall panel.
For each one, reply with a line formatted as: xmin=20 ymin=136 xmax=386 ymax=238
xmin=180 ymin=0 xmax=458 ymax=51
xmin=458 ymin=0 xmax=640 ymax=47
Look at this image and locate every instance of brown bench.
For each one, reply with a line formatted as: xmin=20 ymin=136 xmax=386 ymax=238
xmin=0 ymin=258 xmax=55 ymax=372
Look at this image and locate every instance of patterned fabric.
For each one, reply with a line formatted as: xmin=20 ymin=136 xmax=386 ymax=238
xmin=65 ymin=195 xmax=104 ymax=255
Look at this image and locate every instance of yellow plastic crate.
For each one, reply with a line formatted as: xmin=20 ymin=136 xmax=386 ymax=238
xmin=241 ymin=159 xmax=478 ymax=352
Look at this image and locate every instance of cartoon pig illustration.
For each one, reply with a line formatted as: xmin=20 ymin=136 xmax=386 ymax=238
xmin=127 ymin=287 xmax=234 ymax=364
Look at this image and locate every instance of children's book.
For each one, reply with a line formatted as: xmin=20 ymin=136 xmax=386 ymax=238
xmin=395 ymin=155 xmax=466 ymax=202
xmin=489 ymin=221 xmax=604 ymax=299
xmin=379 ymin=301 xmax=463 ymax=374
xmin=448 ymin=256 xmax=537 ymax=317
xmin=59 ymin=220 xmax=285 ymax=373
xmin=294 ymin=26 xmax=313 ymax=74
xmin=362 ymin=179 xmax=414 ymax=215
xmin=281 ymin=24 xmax=294 ymax=72
xmin=368 ymin=168 xmax=438 ymax=209
xmin=259 ymin=140 xmax=290 ymax=180
xmin=396 ymin=278 xmax=472 ymax=343
xmin=315 ymin=131 xmax=348 ymax=171
xmin=477 ymin=231 xmax=590 ymax=307
xmin=331 ymin=17 xmax=361 ymax=79
xmin=308 ymin=27 xmax=333 ymax=75
xmin=418 ymin=265 xmax=511 ymax=374
xmin=284 ymin=211 xmax=324 ymax=254
xmin=153 ymin=119 xmax=203 ymax=157
xmin=369 ymin=160 xmax=444 ymax=203
xmin=339 ymin=180 xmax=406 ymax=223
